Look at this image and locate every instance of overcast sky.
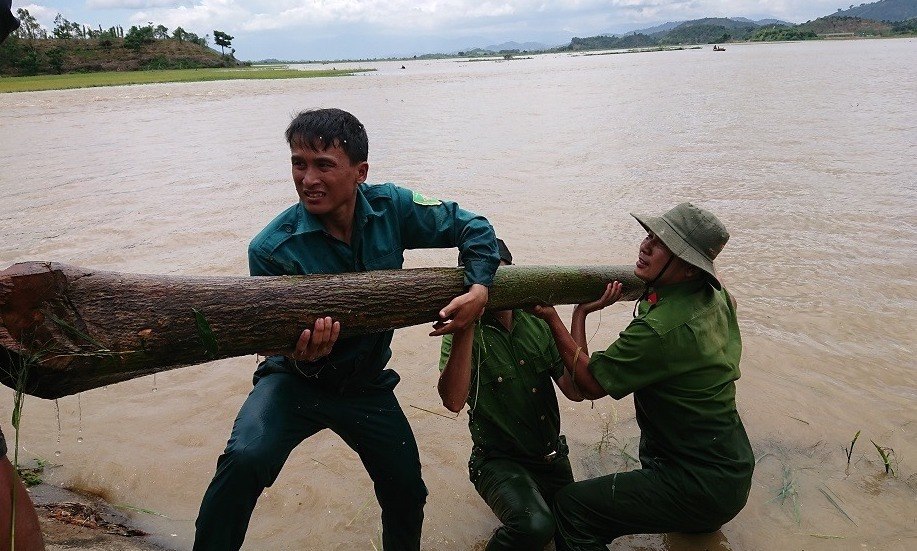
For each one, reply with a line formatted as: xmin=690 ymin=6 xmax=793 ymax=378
xmin=15 ymin=1 xmax=858 ymax=60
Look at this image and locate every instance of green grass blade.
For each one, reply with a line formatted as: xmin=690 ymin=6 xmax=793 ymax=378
xmin=817 ymin=485 xmax=856 ymax=525
xmin=192 ymin=308 xmax=219 ymax=358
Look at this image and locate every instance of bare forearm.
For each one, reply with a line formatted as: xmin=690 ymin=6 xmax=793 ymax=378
xmin=438 ymin=329 xmax=475 ymax=412
xmin=555 ymin=369 xmax=585 ymax=401
xmin=571 ymin=307 xmax=590 ymax=353
xmin=542 ymin=311 xmax=607 ymax=400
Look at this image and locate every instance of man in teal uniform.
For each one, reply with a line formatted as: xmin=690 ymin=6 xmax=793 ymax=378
xmin=439 ymin=240 xmax=583 ymax=551
xmin=193 ymin=108 xmax=500 ymax=551
xmin=531 ymin=203 xmax=754 ymax=548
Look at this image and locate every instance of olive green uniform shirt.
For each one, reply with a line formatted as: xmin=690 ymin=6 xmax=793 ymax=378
xmin=589 ymin=279 xmax=754 ymax=504
xmin=440 ymin=311 xmax=567 ymax=467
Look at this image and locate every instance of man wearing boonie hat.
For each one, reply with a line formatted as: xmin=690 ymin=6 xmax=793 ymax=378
xmin=440 ymin=239 xmax=584 ymax=551
xmin=530 ymin=203 xmax=754 ymax=548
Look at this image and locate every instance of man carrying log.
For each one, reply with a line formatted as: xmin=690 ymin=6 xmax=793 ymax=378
xmin=192 ymin=108 xmax=499 ymax=551
xmin=438 ymin=239 xmax=582 ymax=551
xmin=529 ymin=203 xmax=754 ymax=548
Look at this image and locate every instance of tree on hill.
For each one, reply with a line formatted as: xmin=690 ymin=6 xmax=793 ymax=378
xmin=660 ymin=23 xmax=754 ymax=44
xmin=172 ymin=27 xmax=207 ymax=47
xmin=566 ymin=33 xmax=658 ymax=51
xmin=13 ymin=8 xmax=47 ymax=40
xmin=124 ymin=24 xmax=156 ymax=50
xmin=749 ymin=25 xmax=818 ymax=41
xmin=52 ymin=14 xmax=72 ymax=39
xmin=213 ymin=29 xmax=233 ymax=56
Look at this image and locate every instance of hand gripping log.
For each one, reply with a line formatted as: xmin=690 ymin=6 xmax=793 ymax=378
xmin=0 ymin=262 xmax=642 ymax=399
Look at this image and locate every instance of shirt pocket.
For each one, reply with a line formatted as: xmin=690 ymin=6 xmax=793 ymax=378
xmin=474 ymin=337 xmax=520 ymax=393
xmin=363 ymin=249 xmax=404 ymax=270
xmin=516 ymin=336 xmax=561 ymax=379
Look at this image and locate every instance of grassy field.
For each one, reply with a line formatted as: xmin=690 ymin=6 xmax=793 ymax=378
xmin=0 ymin=66 xmax=374 ymax=93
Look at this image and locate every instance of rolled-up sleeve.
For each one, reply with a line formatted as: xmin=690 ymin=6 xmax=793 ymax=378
xmin=589 ymin=320 xmax=667 ymax=399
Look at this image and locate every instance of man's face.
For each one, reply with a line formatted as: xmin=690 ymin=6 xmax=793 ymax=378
xmin=291 ymin=141 xmax=368 ymax=219
xmin=635 ymin=232 xmax=682 ymax=285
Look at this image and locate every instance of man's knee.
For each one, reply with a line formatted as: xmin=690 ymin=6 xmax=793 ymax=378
xmin=505 ymin=507 xmax=556 ymax=546
xmin=377 ymin=471 xmax=427 ymax=513
xmin=216 ymin=439 xmax=285 ymax=487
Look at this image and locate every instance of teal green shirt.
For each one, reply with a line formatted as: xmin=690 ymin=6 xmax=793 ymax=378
xmin=440 ymin=311 xmax=566 ymax=465
xmin=250 ymin=182 xmax=499 ymax=393
xmin=589 ymin=279 xmax=754 ymax=502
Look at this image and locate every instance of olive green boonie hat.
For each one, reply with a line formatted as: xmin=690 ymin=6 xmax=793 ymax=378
xmin=631 ymin=203 xmax=729 ymax=289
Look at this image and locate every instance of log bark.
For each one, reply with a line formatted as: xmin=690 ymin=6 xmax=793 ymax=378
xmin=1 ymin=262 xmax=643 ymax=399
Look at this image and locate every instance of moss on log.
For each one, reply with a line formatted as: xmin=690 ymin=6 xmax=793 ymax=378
xmin=1 ymin=262 xmax=642 ymax=399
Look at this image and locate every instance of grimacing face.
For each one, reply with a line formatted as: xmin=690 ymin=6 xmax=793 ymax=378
xmin=634 ymin=232 xmax=693 ymax=285
xmin=291 ymin=141 xmax=368 ymax=220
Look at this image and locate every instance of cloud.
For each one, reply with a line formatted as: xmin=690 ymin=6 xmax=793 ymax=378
xmin=134 ymin=0 xmax=822 ymax=37
xmin=86 ymin=0 xmax=186 ymax=8
xmin=133 ymin=1 xmax=624 ymax=34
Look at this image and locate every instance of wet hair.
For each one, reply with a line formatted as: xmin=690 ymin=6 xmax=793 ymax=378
xmin=285 ymin=108 xmax=369 ymax=164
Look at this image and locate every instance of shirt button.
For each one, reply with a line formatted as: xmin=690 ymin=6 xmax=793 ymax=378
xmin=540 ymin=415 xmax=545 ymax=420
xmin=497 ymin=376 xmax=503 ymax=383
xmin=519 ymin=359 xmax=525 ymax=366
xmin=532 ymin=388 xmax=537 ymax=393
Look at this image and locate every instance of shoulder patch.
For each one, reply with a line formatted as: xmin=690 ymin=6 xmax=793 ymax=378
xmin=411 ymin=190 xmax=442 ymax=206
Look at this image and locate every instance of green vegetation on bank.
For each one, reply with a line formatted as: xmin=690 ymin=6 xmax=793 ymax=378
xmin=0 ymin=67 xmax=372 ymax=93
xmin=1 ymin=8 xmax=376 ymax=92
xmin=1 ymin=8 xmax=239 ymax=77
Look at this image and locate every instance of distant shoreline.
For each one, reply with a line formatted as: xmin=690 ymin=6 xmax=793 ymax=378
xmin=0 ymin=66 xmax=373 ymax=94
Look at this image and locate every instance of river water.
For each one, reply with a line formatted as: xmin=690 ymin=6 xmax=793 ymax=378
xmin=1 ymin=39 xmax=915 ymax=550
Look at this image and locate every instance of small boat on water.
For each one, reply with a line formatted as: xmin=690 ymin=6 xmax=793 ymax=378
xmin=713 ymin=45 xmax=726 ymax=51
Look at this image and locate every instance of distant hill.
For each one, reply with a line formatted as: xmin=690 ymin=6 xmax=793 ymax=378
xmin=658 ymin=18 xmax=758 ymax=43
xmin=625 ymin=17 xmax=791 ymax=37
xmin=733 ymin=17 xmax=794 ymax=26
xmin=798 ymin=15 xmax=893 ymax=34
xmin=560 ymin=8 xmax=915 ymax=53
xmin=566 ymin=33 xmax=656 ymax=51
xmin=623 ymin=21 xmax=683 ymax=36
xmin=828 ymin=0 xmax=917 ymax=22
xmin=483 ymin=41 xmax=550 ymax=52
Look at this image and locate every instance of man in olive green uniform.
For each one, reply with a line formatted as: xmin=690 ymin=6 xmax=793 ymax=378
xmin=439 ymin=240 xmax=583 ymax=551
xmin=531 ymin=203 xmax=754 ymax=548
xmin=193 ymin=108 xmax=500 ymax=551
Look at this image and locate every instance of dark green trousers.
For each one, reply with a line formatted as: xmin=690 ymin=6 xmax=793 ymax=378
xmin=472 ymin=456 xmax=574 ymax=551
xmin=554 ymin=466 xmax=748 ymax=550
xmin=193 ymin=372 xmax=427 ymax=551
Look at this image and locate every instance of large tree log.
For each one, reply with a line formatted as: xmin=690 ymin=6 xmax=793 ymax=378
xmin=0 ymin=262 xmax=643 ymax=399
